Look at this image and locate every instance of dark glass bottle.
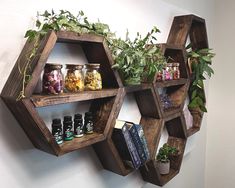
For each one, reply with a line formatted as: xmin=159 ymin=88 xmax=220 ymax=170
xmin=63 ymin=116 xmax=74 ymax=141
xmin=52 ymin=118 xmax=63 ymax=144
xmin=74 ymin=113 xmax=84 ymax=138
xmin=84 ymin=112 xmax=94 ymax=134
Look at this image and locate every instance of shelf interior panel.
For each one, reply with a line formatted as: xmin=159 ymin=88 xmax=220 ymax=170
xmin=31 ymin=88 xmax=119 ymax=107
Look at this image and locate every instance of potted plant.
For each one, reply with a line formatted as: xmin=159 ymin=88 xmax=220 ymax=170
xmin=111 ymin=28 xmax=166 ymax=85
xmin=186 ymin=45 xmax=215 ymax=116
xmin=156 ymin=143 xmax=177 ymax=175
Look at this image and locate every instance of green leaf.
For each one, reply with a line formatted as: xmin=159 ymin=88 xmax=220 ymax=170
xmin=24 ymin=30 xmax=37 ymax=40
xmin=41 ymin=10 xmax=51 ymax=17
xmin=188 ymin=98 xmax=199 ymax=108
xmin=36 ymin=19 xmax=41 ymax=28
xmin=191 ymin=51 xmax=200 ymax=58
xmin=200 ymin=105 xmax=207 ymax=112
xmin=202 ymin=56 xmax=212 ymax=62
xmin=186 ymin=43 xmax=192 ymax=50
xmin=191 ymin=90 xmax=197 ymax=99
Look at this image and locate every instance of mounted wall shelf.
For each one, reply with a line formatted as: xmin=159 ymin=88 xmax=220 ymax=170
xmin=1 ymin=13 xmax=210 ymax=187
xmin=1 ymin=31 xmax=123 ymax=156
xmin=167 ymin=15 xmax=209 ymax=137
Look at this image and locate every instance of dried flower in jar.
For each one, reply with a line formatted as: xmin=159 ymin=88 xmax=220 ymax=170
xmin=173 ymin=62 xmax=180 ymax=80
xmin=42 ymin=63 xmax=64 ymax=94
xmin=84 ymin=64 xmax=102 ymax=90
xmin=65 ymin=64 xmax=84 ymax=92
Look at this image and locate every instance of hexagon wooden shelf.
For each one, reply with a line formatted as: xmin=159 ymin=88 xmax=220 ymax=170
xmin=140 ymin=112 xmax=187 ymax=186
xmin=0 ymin=13 xmax=210 ymax=187
xmin=93 ymin=83 xmax=162 ymax=176
xmin=1 ymin=31 xmax=123 ymax=156
xmin=153 ymin=44 xmax=190 ymax=118
xmin=167 ymin=14 xmax=209 ymax=137
xmin=167 ymin=14 xmax=209 ymax=50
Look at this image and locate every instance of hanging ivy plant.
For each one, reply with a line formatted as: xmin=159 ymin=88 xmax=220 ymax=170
xmin=18 ymin=10 xmax=166 ymax=99
xmin=186 ymin=44 xmax=215 ymax=112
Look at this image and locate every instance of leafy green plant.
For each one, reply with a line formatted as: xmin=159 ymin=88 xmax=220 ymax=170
xmin=25 ymin=10 xmax=115 ymax=41
xmin=111 ymin=28 xmax=166 ymax=85
xmin=18 ymin=9 xmax=165 ymax=99
xmin=156 ymin=143 xmax=178 ymax=163
xmin=187 ymin=45 xmax=215 ymax=112
xmin=18 ymin=10 xmax=117 ymax=100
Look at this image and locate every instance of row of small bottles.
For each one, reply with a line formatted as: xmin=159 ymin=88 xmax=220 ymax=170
xmin=43 ymin=63 xmax=102 ymax=95
xmin=156 ymin=62 xmax=180 ymax=81
xmin=52 ymin=112 xmax=94 ymax=144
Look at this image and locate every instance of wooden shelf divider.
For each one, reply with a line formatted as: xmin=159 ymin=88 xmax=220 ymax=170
xmin=31 ymin=89 xmax=119 ymax=107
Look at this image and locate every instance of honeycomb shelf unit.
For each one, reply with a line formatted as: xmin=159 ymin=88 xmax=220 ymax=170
xmin=0 ymin=13 xmax=210 ymax=187
xmin=1 ymin=31 xmax=124 ymax=156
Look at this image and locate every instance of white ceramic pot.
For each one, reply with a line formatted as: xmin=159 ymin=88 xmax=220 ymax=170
xmin=156 ymin=161 xmax=170 ymax=175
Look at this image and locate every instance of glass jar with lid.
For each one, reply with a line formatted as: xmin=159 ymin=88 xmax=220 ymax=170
xmin=65 ymin=64 xmax=84 ymax=92
xmin=173 ymin=62 xmax=180 ymax=80
xmin=42 ymin=63 xmax=64 ymax=94
xmin=165 ymin=63 xmax=173 ymax=80
xmin=84 ymin=63 xmax=102 ymax=90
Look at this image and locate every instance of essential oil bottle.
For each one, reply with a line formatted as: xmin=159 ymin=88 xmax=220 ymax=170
xmin=63 ymin=116 xmax=74 ymax=141
xmin=74 ymin=113 xmax=84 ymax=137
xmin=52 ymin=118 xmax=63 ymax=144
xmin=84 ymin=112 xmax=94 ymax=134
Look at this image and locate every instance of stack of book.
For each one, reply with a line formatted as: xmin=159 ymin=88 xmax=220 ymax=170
xmin=112 ymin=120 xmax=150 ymax=169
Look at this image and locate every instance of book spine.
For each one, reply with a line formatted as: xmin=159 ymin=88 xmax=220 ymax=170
xmin=122 ymin=124 xmax=141 ymax=169
xmin=135 ymin=124 xmax=150 ymax=161
xmin=129 ymin=125 xmax=147 ymax=164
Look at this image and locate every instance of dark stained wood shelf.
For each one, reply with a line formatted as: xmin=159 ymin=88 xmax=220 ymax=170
xmin=155 ymin=78 xmax=188 ymax=88
xmin=1 ymin=13 xmax=210 ymax=187
xmin=31 ymin=89 xmax=119 ymax=107
xmin=1 ymin=31 xmax=124 ymax=156
xmin=163 ymin=107 xmax=181 ymax=118
xmin=124 ymin=83 xmax=152 ymax=93
xmin=187 ymin=127 xmax=200 ymax=137
xmin=160 ymin=169 xmax=179 ymax=185
xmin=59 ymin=132 xmax=105 ymax=155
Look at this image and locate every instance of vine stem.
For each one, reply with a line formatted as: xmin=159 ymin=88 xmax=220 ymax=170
xmin=16 ymin=38 xmax=40 ymax=101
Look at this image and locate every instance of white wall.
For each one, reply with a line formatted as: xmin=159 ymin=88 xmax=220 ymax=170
xmin=206 ymin=0 xmax=235 ymax=188
xmin=0 ymin=0 xmax=215 ymax=188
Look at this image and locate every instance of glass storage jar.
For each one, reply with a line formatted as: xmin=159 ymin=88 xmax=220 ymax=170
xmin=165 ymin=63 xmax=173 ymax=80
xmin=84 ymin=64 xmax=102 ymax=90
xmin=173 ymin=62 xmax=180 ymax=79
xmin=42 ymin=63 xmax=64 ymax=94
xmin=65 ymin=64 xmax=84 ymax=92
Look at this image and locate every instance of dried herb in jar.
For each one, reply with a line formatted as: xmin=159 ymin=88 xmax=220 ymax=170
xmin=84 ymin=64 xmax=102 ymax=90
xmin=65 ymin=64 xmax=84 ymax=92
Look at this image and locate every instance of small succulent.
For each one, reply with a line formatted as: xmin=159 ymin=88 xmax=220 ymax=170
xmin=156 ymin=143 xmax=177 ymax=163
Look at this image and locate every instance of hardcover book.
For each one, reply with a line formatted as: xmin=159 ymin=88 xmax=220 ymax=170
xmin=111 ymin=120 xmax=141 ymax=169
xmin=126 ymin=123 xmax=150 ymax=164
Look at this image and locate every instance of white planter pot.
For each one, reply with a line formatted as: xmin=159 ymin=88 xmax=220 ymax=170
xmin=156 ymin=161 xmax=170 ymax=175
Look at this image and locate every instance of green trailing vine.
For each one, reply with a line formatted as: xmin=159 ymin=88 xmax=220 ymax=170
xmin=17 ymin=37 xmax=40 ymax=100
xmin=18 ymin=9 xmax=166 ymax=99
xmin=186 ymin=44 xmax=215 ymax=112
